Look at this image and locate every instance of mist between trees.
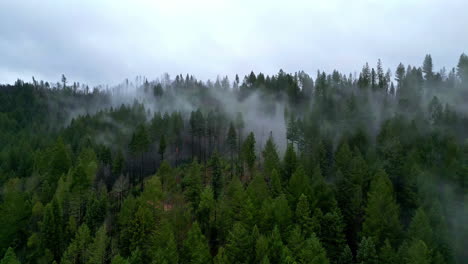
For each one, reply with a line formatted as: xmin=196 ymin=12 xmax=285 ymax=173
xmin=0 ymin=53 xmax=467 ymax=263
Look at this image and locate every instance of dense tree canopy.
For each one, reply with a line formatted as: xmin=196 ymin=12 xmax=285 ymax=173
xmin=0 ymin=54 xmax=467 ymax=263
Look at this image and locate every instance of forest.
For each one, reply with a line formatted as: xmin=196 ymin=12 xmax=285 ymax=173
xmin=0 ymin=54 xmax=467 ymax=264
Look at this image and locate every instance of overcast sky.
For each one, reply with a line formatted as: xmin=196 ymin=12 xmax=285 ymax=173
xmin=0 ymin=0 xmax=467 ymax=86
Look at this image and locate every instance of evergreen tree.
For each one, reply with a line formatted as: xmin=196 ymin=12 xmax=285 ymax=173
xmin=357 ymin=237 xmax=378 ymax=264
xmin=405 ymin=240 xmax=431 ymax=264
xmin=182 ymin=222 xmax=211 ymax=264
xmin=422 ymin=54 xmax=434 ymax=81
xmin=0 ymin=179 xmax=31 ymax=254
xmin=288 ymin=165 xmax=311 ymax=204
xmin=152 ymin=222 xmax=179 ymax=264
xmin=296 ymin=233 xmax=330 ymax=264
xmin=270 ymin=169 xmax=283 ymax=197
xmin=227 ymin=122 xmax=237 ymax=176
xmin=0 ymin=248 xmax=20 ymax=264
xmin=379 ymin=239 xmax=397 ymax=264
xmin=184 ymin=160 xmax=203 ymax=212
xmin=338 ymin=245 xmax=353 ymax=264
xmin=226 ymin=222 xmax=253 ymax=263
xmin=295 ymin=194 xmax=312 ymax=236
xmin=319 ymin=208 xmax=347 ymax=263
xmin=61 ymin=224 xmax=92 ymax=264
xmin=87 ymin=225 xmax=108 ymax=264
xmin=262 ymin=133 xmax=280 ymax=180
xmin=457 ymin=53 xmax=468 ymax=84
xmin=282 ymin=143 xmax=297 ymax=182
xmin=362 ymin=170 xmax=401 ymax=247
xmin=210 ymin=152 xmax=223 ymax=200
xmin=41 ymin=198 xmax=64 ymax=262
xmin=242 ymin=132 xmax=256 ymax=173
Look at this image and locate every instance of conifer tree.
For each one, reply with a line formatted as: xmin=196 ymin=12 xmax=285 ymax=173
xmin=0 ymin=248 xmax=20 ymax=264
xmin=182 ymin=222 xmax=211 ymax=264
xmin=362 ymin=170 xmax=401 ymax=247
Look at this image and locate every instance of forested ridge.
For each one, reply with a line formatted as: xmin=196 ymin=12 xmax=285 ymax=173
xmin=0 ymin=54 xmax=468 ymax=264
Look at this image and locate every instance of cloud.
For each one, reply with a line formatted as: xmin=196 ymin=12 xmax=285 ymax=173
xmin=0 ymin=0 xmax=467 ymax=86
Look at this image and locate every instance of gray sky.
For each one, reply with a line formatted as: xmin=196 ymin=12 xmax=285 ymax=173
xmin=1 ymin=0 xmax=467 ymax=86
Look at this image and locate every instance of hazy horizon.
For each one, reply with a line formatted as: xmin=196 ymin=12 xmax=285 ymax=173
xmin=1 ymin=0 xmax=467 ymax=86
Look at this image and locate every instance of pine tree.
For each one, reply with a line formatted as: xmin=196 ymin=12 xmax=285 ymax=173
xmin=111 ymin=255 xmax=129 ymax=264
xmin=423 ymin=54 xmax=434 ymax=82
xmin=319 ymin=208 xmax=347 ymax=263
xmin=338 ymin=245 xmax=353 ymax=264
xmin=357 ymin=237 xmax=378 ymax=264
xmin=395 ymin=63 xmax=406 ymax=89
xmin=335 ymin=142 xmax=352 ymax=176
xmin=405 ymin=240 xmax=431 ymax=264
xmin=127 ymin=206 xmax=154 ymax=262
xmin=288 ymin=165 xmax=311 ymax=204
xmin=297 ymin=233 xmax=330 ymax=264
xmin=457 ymin=53 xmax=468 ymax=86
xmin=262 ymin=133 xmax=280 ymax=180
xmin=152 ymin=222 xmax=179 ymax=264
xmin=310 ymin=165 xmax=336 ymax=212
xmin=379 ymin=239 xmax=397 ymax=264
xmin=282 ymin=143 xmax=297 ymax=182
xmin=214 ymin=247 xmax=229 ymax=264
xmin=197 ymin=186 xmax=215 ymax=235
xmin=256 ymin=235 xmax=270 ymax=263
xmin=295 ymin=194 xmax=312 ymax=236
xmin=0 ymin=248 xmax=20 ymax=264
xmin=270 ymin=169 xmax=283 ymax=197
xmin=227 ymin=122 xmax=237 ymax=176
xmin=226 ymin=222 xmax=254 ymax=263
xmin=183 ymin=160 xmax=203 ymax=212
xmin=88 ymin=225 xmax=108 ymax=264
xmin=242 ymin=132 xmax=256 ymax=173
xmin=210 ymin=152 xmax=223 ymax=200
xmin=362 ymin=170 xmax=401 ymax=248
xmin=112 ymin=150 xmax=125 ymax=176
xmin=0 ymin=178 xmax=31 ymax=253
xmin=42 ymin=198 xmax=64 ymax=262
xmin=407 ymin=208 xmax=433 ymax=249
xmin=182 ymin=222 xmax=211 ymax=264
xmin=61 ymin=224 xmax=92 ymax=264
xmin=247 ymin=173 xmax=270 ymax=209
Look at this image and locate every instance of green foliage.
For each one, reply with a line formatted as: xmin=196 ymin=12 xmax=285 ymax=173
xmin=111 ymin=255 xmax=129 ymax=264
xmin=242 ymin=132 xmax=256 ymax=172
xmin=288 ymin=165 xmax=311 ymax=204
xmin=282 ymin=143 xmax=297 ymax=182
xmin=297 ymin=233 xmax=330 ymax=264
xmin=338 ymin=245 xmax=353 ymax=264
xmin=357 ymin=237 xmax=378 ymax=264
xmin=183 ymin=160 xmax=203 ymax=212
xmin=88 ymin=225 xmax=108 ymax=264
xmin=152 ymin=222 xmax=178 ymax=264
xmin=0 ymin=248 xmax=20 ymax=264
xmin=1 ymin=59 xmax=468 ymax=263
xmin=41 ymin=198 xmax=64 ymax=262
xmin=362 ymin=170 xmax=402 ymax=247
xmin=295 ymin=194 xmax=312 ymax=236
xmin=0 ymin=178 xmax=31 ymax=253
xmin=319 ymin=208 xmax=347 ymax=262
xmin=404 ymin=239 xmax=431 ymax=264
xmin=262 ymin=134 xmax=280 ymax=179
xmin=226 ymin=222 xmax=253 ymax=263
xmin=182 ymin=222 xmax=211 ymax=264
xmin=61 ymin=224 xmax=92 ymax=264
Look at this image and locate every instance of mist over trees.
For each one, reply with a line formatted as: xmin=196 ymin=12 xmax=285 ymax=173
xmin=0 ymin=54 xmax=468 ymax=263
